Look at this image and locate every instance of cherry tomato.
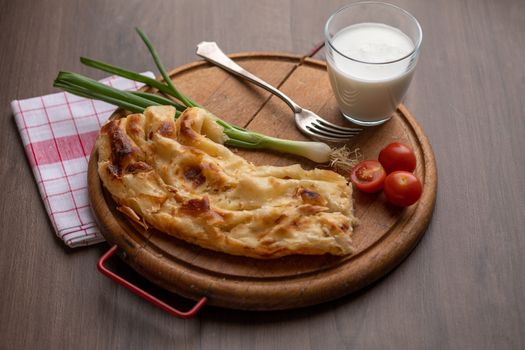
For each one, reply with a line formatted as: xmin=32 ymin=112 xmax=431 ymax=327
xmin=383 ymin=171 xmax=422 ymax=207
xmin=378 ymin=142 xmax=417 ymax=173
xmin=350 ymin=160 xmax=386 ymax=193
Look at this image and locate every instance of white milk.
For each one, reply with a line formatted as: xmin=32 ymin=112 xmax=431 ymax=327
xmin=327 ymin=23 xmax=416 ymax=123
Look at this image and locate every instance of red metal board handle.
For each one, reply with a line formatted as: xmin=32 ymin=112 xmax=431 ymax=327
xmin=97 ymin=245 xmax=207 ymax=319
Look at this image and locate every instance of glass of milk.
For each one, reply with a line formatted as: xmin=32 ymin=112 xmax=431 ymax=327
xmin=325 ymin=2 xmax=422 ymax=126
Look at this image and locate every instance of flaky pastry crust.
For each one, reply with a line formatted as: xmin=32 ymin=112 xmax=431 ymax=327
xmin=96 ymin=106 xmax=356 ymax=258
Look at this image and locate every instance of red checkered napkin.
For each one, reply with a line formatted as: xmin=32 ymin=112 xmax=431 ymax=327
xmin=12 ymin=73 xmax=155 ymax=248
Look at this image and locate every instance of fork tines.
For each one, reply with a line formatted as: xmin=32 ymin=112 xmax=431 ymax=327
xmin=307 ymin=119 xmax=361 ymax=141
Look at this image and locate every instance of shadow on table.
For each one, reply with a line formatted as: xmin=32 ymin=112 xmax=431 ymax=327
xmin=201 ymin=276 xmax=384 ymax=324
xmin=90 ymin=208 xmax=435 ymax=325
xmin=96 ymin=243 xmax=401 ymax=324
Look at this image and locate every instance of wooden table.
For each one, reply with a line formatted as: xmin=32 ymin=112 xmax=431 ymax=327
xmin=1 ymin=0 xmax=524 ymax=349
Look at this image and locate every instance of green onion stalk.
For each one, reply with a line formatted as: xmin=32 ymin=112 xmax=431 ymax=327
xmin=53 ymin=28 xmax=335 ymax=163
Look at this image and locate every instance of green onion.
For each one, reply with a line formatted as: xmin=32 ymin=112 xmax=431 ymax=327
xmin=52 ymin=29 xmax=336 ymax=163
xmin=218 ymin=122 xmax=332 ymax=163
xmin=135 ymin=28 xmax=200 ymax=108
xmin=54 ymin=75 xmax=145 ymax=113
xmin=130 ymin=91 xmax=185 ymax=110
xmin=80 ymin=57 xmax=180 ymax=100
xmin=53 ymin=72 xmax=182 ymax=117
xmin=55 ymin=72 xmax=156 ymax=108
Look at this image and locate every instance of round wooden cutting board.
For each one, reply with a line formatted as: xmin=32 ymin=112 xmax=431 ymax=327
xmin=88 ymin=52 xmax=437 ymax=310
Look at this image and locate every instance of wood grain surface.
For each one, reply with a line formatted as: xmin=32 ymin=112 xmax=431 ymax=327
xmin=0 ymin=0 xmax=524 ymax=349
xmin=88 ymin=55 xmax=436 ymax=310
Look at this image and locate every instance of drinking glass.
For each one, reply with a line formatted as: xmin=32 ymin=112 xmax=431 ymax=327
xmin=324 ymin=2 xmax=422 ymax=126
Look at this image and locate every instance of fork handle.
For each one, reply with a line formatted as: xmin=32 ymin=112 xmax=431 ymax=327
xmin=196 ymin=41 xmax=302 ymax=113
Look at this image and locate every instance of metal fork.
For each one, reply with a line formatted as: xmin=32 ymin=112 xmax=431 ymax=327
xmin=195 ymin=42 xmax=361 ymax=143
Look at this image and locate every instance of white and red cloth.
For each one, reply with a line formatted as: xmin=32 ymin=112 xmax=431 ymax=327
xmin=12 ymin=73 xmax=155 ymax=248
